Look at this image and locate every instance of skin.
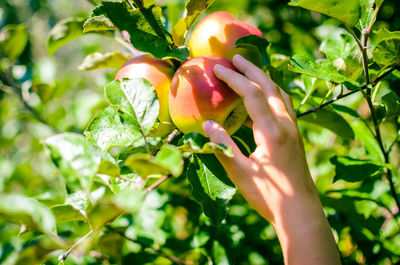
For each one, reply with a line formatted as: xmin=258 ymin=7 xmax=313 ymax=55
xmin=188 ymin=11 xmax=264 ymax=62
xmin=203 ymin=55 xmax=342 ymax=265
xmin=115 ymin=54 xmax=174 ymax=123
xmin=169 ymin=55 xmax=247 ymax=135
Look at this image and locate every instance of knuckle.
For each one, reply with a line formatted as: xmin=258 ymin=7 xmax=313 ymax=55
xmin=267 ymin=125 xmax=288 ymax=144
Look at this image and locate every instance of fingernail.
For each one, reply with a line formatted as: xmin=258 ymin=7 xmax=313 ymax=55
xmin=233 ymin=54 xmax=245 ymax=62
xmin=202 ymin=120 xmax=215 ymax=136
xmin=214 ymin=64 xmax=225 ymax=72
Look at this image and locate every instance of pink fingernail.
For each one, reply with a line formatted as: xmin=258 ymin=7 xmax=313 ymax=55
xmin=202 ymin=120 xmax=214 ymax=135
xmin=234 ymin=54 xmax=245 ymax=62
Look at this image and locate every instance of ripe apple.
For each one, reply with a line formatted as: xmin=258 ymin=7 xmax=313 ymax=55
xmin=115 ymin=54 xmax=175 ymax=136
xmin=169 ymin=55 xmax=248 ymax=135
xmin=188 ymin=11 xmax=264 ymax=65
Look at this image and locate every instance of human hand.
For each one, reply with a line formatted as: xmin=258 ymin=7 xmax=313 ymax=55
xmin=202 ymin=54 xmax=341 ymax=265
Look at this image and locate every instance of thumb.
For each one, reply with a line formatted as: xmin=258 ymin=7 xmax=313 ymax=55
xmin=202 ymin=120 xmax=246 ymax=165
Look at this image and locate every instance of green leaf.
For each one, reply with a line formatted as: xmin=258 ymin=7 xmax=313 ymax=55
xmin=83 ymin=6 xmax=116 ymax=33
xmin=319 ymin=33 xmax=363 ymax=79
xmin=351 ymin=119 xmax=384 ymax=162
xmin=0 ymin=24 xmax=28 ymax=61
xmin=299 ymin=108 xmax=355 ymax=139
xmin=212 ymin=240 xmax=230 ymax=265
xmin=84 ymin=106 xmax=142 ymax=150
xmin=178 ymin=132 xmax=233 ymax=157
xmin=125 ymin=144 xmax=184 ymax=178
xmin=88 ymin=200 xmax=123 ymax=230
xmin=47 ymin=18 xmax=86 ymax=55
xmin=289 ymin=54 xmax=360 ymax=87
xmin=105 ymin=79 xmax=159 ymax=136
xmin=235 ymin=34 xmax=270 ymax=66
xmin=172 ymin=0 xmax=215 ymax=45
xmin=187 ymin=154 xmax=236 ymax=225
xmin=288 ymin=0 xmax=360 ymax=27
xmin=359 ymin=0 xmax=384 ymax=30
xmin=382 ymin=92 xmax=400 ymax=119
xmin=45 ymin=133 xmax=118 ymax=190
xmin=102 ymin=2 xmax=189 ymax=61
xmin=330 ymin=156 xmax=384 ymax=183
xmin=370 ymin=29 xmax=400 ymax=66
xmin=78 ymin=51 xmax=131 ymax=71
xmin=50 ymin=204 xmax=87 ymax=223
xmin=0 ymin=194 xmax=56 ymax=235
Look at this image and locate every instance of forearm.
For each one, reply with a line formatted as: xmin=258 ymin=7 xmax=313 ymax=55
xmin=270 ymin=182 xmax=341 ymax=265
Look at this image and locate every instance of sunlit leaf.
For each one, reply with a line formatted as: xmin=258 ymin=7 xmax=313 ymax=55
xmin=289 ymin=54 xmax=360 ymax=87
xmin=105 ymin=79 xmax=159 ymax=136
xmin=84 ymin=105 xmax=142 ymax=150
xmin=50 ymin=204 xmax=87 ymax=223
xmin=289 ymin=0 xmax=360 ymax=27
xmin=370 ymin=29 xmax=400 ymax=66
xmin=0 ymin=194 xmax=56 ymax=235
xmin=47 ymin=18 xmax=85 ymax=55
xmin=125 ymin=144 xmax=183 ymax=178
xmin=78 ymin=51 xmax=131 ymax=71
xmin=83 ymin=6 xmax=116 ymax=33
xmin=45 ymin=133 xmax=118 ymax=190
xmin=0 ymin=24 xmax=28 ymax=61
xmin=178 ymin=132 xmax=233 ymax=157
xmin=187 ymin=154 xmax=236 ymax=225
xmin=102 ymin=2 xmax=189 ymax=61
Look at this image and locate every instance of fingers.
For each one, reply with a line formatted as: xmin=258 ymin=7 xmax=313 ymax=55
xmin=280 ymin=89 xmax=297 ymax=122
xmin=214 ymin=64 xmax=276 ymax=127
xmin=202 ymin=120 xmax=247 ymax=169
xmin=231 ymin=55 xmax=292 ymax=122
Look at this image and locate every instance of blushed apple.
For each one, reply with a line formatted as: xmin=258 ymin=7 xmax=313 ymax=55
xmin=169 ymin=55 xmax=247 ymax=135
xmin=188 ymin=11 xmax=264 ymax=65
xmin=115 ymin=54 xmax=175 ymax=136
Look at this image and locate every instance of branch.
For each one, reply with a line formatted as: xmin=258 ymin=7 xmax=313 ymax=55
xmin=145 ymin=175 xmax=169 ymax=193
xmin=0 ymin=71 xmax=59 ymax=132
xmin=58 ymin=229 xmax=94 ymax=262
xmin=296 ymin=63 xmax=400 ymax=118
xmin=106 ymin=226 xmax=187 ymax=265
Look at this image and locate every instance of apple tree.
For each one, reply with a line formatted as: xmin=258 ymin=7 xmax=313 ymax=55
xmin=0 ymin=0 xmax=399 ymax=264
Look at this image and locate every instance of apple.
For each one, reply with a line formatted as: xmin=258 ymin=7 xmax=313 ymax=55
xmin=188 ymin=11 xmax=264 ymax=65
xmin=115 ymin=54 xmax=175 ymax=136
xmin=169 ymin=55 xmax=248 ymax=135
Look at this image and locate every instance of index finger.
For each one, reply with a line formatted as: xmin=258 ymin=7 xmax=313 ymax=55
xmin=214 ymin=64 xmax=276 ymax=127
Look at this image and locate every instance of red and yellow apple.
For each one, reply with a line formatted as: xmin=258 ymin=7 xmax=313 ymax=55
xmin=115 ymin=54 xmax=175 ymax=136
xmin=188 ymin=11 xmax=264 ymax=65
xmin=169 ymin=55 xmax=247 ymax=135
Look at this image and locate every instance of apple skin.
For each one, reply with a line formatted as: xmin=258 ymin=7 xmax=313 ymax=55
xmin=188 ymin=11 xmax=264 ymax=65
xmin=169 ymin=55 xmax=248 ymax=135
xmin=115 ymin=54 xmax=175 ymax=135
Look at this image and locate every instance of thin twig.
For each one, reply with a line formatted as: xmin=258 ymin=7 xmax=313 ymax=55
xmin=145 ymin=175 xmax=169 ymax=193
xmin=296 ymin=63 xmax=400 ymax=118
xmin=116 ymin=175 xmax=143 ymax=184
xmin=106 ymin=226 xmax=187 ymax=265
xmin=0 ymin=71 xmax=58 ymax=132
xmin=58 ymin=229 xmax=94 ymax=262
xmin=124 ymin=0 xmax=136 ymax=9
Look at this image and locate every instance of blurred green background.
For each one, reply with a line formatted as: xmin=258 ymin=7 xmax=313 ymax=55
xmin=1 ymin=0 xmax=400 ymax=264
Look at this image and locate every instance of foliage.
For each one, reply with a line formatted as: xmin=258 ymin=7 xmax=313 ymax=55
xmin=0 ymin=0 xmax=399 ymax=264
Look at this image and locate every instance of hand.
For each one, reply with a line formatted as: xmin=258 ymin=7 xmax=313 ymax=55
xmin=202 ymin=54 xmax=341 ymax=265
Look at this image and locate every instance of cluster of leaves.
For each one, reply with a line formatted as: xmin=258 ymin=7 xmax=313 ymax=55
xmin=0 ymin=0 xmax=399 ymax=264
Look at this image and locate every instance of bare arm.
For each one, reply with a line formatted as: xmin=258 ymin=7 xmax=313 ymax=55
xmin=202 ymin=54 xmax=341 ymax=265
